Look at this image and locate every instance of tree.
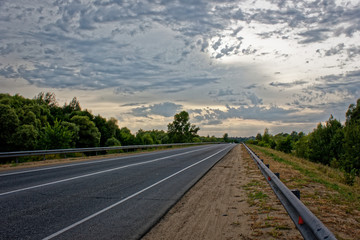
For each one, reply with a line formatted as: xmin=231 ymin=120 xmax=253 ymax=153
xmin=70 ymin=115 xmax=101 ymax=147
xmin=276 ymin=135 xmax=292 ymax=153
xmin=12 ymin=125 xmax=39 ymax=150
xmin=167 ymin=111 xmax=200 ymax=143
xmin=105 ymin=137 xmax=121 ymax=147
xmin=343 ymin=99 xmax=360 ymax=173
xmin=61 ymin=121 xmax=79 ymax=147
xmin=34 ymin=92 xmax=58 ymax=107
xmin=63 ymin=97 xmax=81 ymax=114
xmin=94 ymin=115 xmax=113 ymax=146
xmin=255 ymin=133 xmax=262 ymax=142
xmin=223 ymin=133 xmax=229 ymax=142
xmin=39 ymin=120 xmax=74 ymax=150
xmin=0 ymin=104 xmax=20 ymax=151
xmin=307 ymin=115 xmax=343 ymax=165
xmin=295 ymin=134 xmax=309 ymax=159
xmin=262 ymin=128 xmax=270 ymax=144
xmin=117 ymin=127 xmax=136 ymax=145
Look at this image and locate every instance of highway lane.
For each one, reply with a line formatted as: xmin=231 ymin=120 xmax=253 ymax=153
xmin=0 ymin=144 xmax=234 ymax=240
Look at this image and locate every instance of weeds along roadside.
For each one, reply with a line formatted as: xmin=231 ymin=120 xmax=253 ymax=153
xmin=247 ymin=144 xmax=360 ymax=240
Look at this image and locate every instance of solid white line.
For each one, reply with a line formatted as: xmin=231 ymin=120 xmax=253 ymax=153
xmin=0 ymin=146 xmax=213 ymax=197
xmin=42 ymin=145 xmax=231 ymax=240
xmin=0 ymin=146 xmax=210 ymax=177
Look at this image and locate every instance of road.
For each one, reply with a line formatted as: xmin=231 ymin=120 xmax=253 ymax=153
xmin=0 ymin=144 xmax=234 ymax=240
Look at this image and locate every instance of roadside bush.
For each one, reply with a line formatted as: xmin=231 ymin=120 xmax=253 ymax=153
xmin=343 ymin=168 xmax=358 ymax=186
xmin=105 ymin=137 xmax=121 ymax=147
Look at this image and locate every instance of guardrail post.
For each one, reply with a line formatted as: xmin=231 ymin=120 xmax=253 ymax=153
xmin=275 ymin=172 xmax=280 ymax=179
xmin=291 ymin=189 xmax=301 ymax=200
xmin=265 ymin=164 xmax=270 ymax=168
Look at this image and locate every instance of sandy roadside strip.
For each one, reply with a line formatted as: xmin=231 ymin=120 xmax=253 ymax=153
xmin=142 ymin=144 xmax=302 ymax=240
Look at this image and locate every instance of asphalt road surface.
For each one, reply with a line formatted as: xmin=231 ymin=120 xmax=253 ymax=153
xmin=0 ymin=144 xmax=234 ymax=240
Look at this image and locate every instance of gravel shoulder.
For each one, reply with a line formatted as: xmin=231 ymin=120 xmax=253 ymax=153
xmin=142 ymin=144 xmax=302 ymax=240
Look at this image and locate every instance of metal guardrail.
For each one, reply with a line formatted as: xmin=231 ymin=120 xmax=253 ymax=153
xmin=243 ymin=143 xmax=336 ymax=240
xmin=0 ymin=142 xmax=219 ymax=159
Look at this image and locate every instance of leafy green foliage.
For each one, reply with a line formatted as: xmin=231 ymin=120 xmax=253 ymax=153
xmin=0 ymin=93 xmax=209 ymax=157
xmin=276 ymin=136 xmax=292 ymax=153
xmin=39 ymin=120 xmax=74 ymax=149
xmin=223 ymin=133 xmax=229 ymax=142
xmin=0 ymin=103 xmax=20 ymax=151
xmin=167 ymin=111 xmax=200 ymax=143
xmin=117 ymin=127 xmax=136 ymax=145
xmin=105 ymin=137 xmax=121 ymax=147
xmin=12 ymin=125 xmax=39 ymax=150
xmin=248 ymin=99 xmax=360 ymax=185
xmin=70 ymin=115 xmax=101 ymax=148
xmin=343 ymin=99 xmax=360 ymax=174
xmin=307 ymin=116 xmax=343 ymax=164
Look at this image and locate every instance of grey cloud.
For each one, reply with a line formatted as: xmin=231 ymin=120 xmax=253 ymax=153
xmin=241 ymin=46 xmax=257 ymax=55
xmin=318 ymin=43 xmax=360 ymax=60
xmin=324 ymin=43 xmax=345 ymax=56
xmin=202 ymin=120 xmax=223 ymax=125
xmin=346 ymin=45 xmax=360 ymax=59
xmin=298 ymin=28 xmax=330 ymax=44
xmin=192 ymin=104 xmax=302 ymax=125
xmin=0 ymin=65 xmax=20 ymax=78
xmin=246 ymin=92 xmax=263 ymax=105
xmin=0 ymin=1 xmax=227 ymax=93
xmin=244 ymin=84 xmax=257 ymax=89
xmin=231 ymin=26 xmax=243 ymax=37
xmin=245 ymin=1 xmax=360 ymax=45
xmin=120 ymin=103 xmax=147 ymax=107
xmin=188 ymin=109 xmax=202 ymax=114
xmin=208 ymin=88 xmax=263 ymax=106
xmin=270 ymin=80 xmax=308 ymax=88
xmin=212 ymin=38 xmax=222 ymax=51
xmin=290 ymin=70 xmax=360 ymax=110
xmin=130 ymin=102 xmax=183 ymax=118
xmin=0 ymin=43 xmax=16 ymax=55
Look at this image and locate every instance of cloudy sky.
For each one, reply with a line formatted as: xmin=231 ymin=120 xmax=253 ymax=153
xmin=1 ymin=0 xmax=360 ymax=137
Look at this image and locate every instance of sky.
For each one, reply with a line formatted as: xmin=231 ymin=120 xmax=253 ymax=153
xmin=1 ymin=0 xmax=360 ymax=137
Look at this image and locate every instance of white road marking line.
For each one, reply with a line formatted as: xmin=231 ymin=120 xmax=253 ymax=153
xmin=42 ymin=145 xmax=232 ymax=240
xmin=0 ymin=146 xmax=214 ymax=196
xmin=0 ymin=146 xmax=210 ymax=177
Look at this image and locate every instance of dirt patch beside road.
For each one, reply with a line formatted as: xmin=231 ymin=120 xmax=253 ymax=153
xmin=142 ymin=145 xmax=302 ymax=240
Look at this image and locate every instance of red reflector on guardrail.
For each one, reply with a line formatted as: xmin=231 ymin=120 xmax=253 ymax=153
xmin=298 ymin=216 xmax=304 ymax=225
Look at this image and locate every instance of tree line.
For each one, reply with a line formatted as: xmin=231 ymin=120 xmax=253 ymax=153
xmin=0 ymin=93 xmax=226 ymax=154
xmin=248 ymin=98 xmax=360 ymax=185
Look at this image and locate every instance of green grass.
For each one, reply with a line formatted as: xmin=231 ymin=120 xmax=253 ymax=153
xmin=249 ymin=190 xmax=269 ymax=200
xmin=249 ymin=144 xmax=360 ymax=210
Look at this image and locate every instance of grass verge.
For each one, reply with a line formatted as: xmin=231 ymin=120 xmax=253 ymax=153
xmin=248 ymin=144 xmax=360 ymax=240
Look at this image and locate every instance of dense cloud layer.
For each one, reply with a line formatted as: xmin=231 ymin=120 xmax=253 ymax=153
xmin=1 ymin=0 xmax=360 ymax=136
